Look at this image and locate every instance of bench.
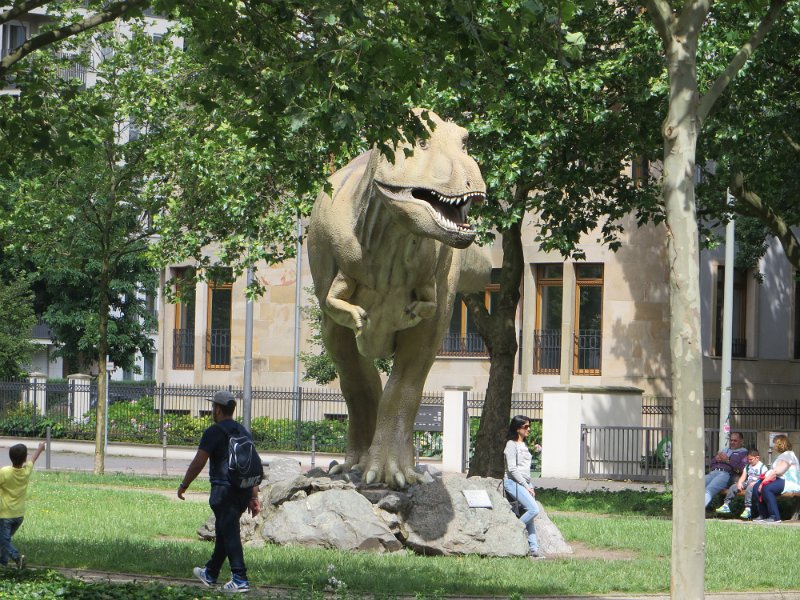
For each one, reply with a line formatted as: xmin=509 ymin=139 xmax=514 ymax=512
xmin=716 ymin=487 xmax=800 ymax=520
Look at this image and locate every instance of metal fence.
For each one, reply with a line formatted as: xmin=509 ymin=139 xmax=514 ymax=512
xmin=0 ymin=379 xmax=455 ymax=455
xmin=580 ymin=425 xmax=759 ymax=482
xmin=642 ymin=396 xmax=800 ymax=431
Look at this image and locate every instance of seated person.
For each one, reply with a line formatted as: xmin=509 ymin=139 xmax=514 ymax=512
xmin=715 ymin=447 xmax=767 ymax=519
xmin=704 ymin=431 xmax=748 ymax=508
xmin=752 ymin=434 xmax=800 ymax=524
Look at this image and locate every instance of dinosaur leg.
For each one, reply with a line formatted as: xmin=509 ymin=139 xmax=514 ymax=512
xmin=321 ymin=316 xmax=382 ymax=473
xmin=363 ymin=324 xmax=442 ymax=489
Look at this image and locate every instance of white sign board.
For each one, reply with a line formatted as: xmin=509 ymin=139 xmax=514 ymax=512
xmin=462 ymin=490 xmax=493 ymax=509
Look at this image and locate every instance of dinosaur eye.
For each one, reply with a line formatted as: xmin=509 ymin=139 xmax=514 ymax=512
xmin=417 ymin=138 xmax=429 ymax=150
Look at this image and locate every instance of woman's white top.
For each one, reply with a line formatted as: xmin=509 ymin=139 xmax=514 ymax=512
xmin=504 ymin=439 xmax=532 ymax=487
xmin=774 ymin=450 xmax=800 ymax=493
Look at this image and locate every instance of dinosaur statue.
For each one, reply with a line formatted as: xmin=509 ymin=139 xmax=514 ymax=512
xmin=307 ymin=109 xmax=490 ymax=488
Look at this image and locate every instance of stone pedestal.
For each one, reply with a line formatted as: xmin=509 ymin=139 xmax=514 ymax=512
xmin=26 ymin=372 xmax=47 ymax=416
xmin=68 ymin=373 xmax=93 ymax=422
xmin=541 ymin=385 xmax=643 ymax=479
xmin=442 ymin=386 xmax=470 ymax=474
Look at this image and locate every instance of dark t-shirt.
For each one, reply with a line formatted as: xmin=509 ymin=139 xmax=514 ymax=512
xmin=199 ymin=419 xmax=251 ymax=487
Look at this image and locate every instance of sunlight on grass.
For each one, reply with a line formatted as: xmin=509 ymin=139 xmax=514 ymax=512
xmin=14 ymin=473 xmax=799 ymax=597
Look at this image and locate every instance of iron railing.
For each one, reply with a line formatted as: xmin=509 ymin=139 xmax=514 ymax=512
xmin=172 ymin=328 xmax=194 ymax=369
xmin=206 ymin=328 xmax=231 ymax=368
xmin=642 ymin=396 xmax=800 ymax=432
xmin=574 ymin=329 xmax=601 ymax=374
xmin=533 ymin=329 xmax=561 ymax=374
xmin=580 ymin=425 xmax=758 ymax=482
xmin=438 ymin=332 xmax=488 ymax=357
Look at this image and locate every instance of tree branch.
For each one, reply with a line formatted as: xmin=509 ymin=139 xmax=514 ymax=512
xmin=0 ymin=0 xmax=150 ymax=77
xmin=0 ymin=0 xmax=52 ymax=27
xmin=697 ymin=0 xmax=788 ymax=124
xmin=730 ymin=172 xmax=800 ymax=270
xmin=644 ymin=0 xmax=674 ymax=45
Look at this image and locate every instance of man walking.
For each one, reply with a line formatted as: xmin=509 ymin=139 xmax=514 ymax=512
xmin=178 ymin=390 xmax=261 ymax=593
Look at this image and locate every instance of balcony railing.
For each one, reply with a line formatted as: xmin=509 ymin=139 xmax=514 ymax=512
xmin=533 ymin=329 xmax=561 ymax=374
xmin=574 ymin=329 xmax=602 ymax=375
xmin=31 ymin=317 xmax=54 ymax=340
xmin=172 ymin=328 xmax=194 ymax=369
xmin=437 ymin=332 xmax=488 ymax=357
xmin=714 ymin=337 xmax=747 ymax=358
xmin=206 ymin=329 xmax=231 ymax=368
xmin=54 ymin=51 xmax=88 ymax=85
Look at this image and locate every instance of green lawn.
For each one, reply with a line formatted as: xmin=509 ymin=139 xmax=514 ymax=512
xmin=8 ymin=472 xmax=798 ymax=598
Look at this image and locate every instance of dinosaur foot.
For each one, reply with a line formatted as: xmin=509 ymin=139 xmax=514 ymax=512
xmin=364 ymin=459 xmax=419 ymax=489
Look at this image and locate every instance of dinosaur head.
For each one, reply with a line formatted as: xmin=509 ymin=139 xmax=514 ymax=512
xmin=373 ymin=110 xmax=486 ymax=249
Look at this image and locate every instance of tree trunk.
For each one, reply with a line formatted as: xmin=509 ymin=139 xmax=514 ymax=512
xmin=94 ymin=270 xmax=110 ymax=475
xmin=466 ymin=220 xmax=523 ymax=478
xmin=660 ymin=29 xmax=706 ymax=600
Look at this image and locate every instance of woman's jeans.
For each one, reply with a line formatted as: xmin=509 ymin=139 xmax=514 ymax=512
xmin=753 ymin=478 xmax=785 ymax=520
xmin=503 ymin=478 xmax=540 ymax=552
xmin=206 ymin=485 xmax=251 ymax=579
xmin=0 ymin=517 xmax=23 ymax=565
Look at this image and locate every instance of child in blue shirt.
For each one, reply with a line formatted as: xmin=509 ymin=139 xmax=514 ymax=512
xmin=715 ymin=448 xmax=767 ymax=519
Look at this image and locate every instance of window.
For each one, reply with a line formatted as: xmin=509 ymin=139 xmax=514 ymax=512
xmin=439 ymin=270 xmax=499 ymax=357
xmin=534 ymin=264 xmax=563 ymax=374
xmin=1 ymin=23 xmax=27 ymax=57
xmin=172 ymin=268 xmax=195 ymax=369
xmin=714 ymin=266 xmax=747 ymax=358
xmin=143 ymin=352 xmax=155 ymax=380
xmin=206 ymin=271 xmax=232 ymax=369
xmin=574 ymin=264 xmax=603 ymax=375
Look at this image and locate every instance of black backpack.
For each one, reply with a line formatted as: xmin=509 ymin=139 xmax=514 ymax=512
xmin=219 ymin=422 xmax=264 ymax=489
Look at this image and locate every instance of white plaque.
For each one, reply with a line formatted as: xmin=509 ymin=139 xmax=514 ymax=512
xmin=462 ymin=489 xmax=493 ymax=508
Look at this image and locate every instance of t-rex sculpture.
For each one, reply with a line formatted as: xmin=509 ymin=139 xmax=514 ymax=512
xmin=308 ymin=109 xmax=489 ymax=488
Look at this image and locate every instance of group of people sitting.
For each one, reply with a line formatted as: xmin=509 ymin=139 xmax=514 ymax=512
xmin=704 ymin=431 xmax=800 ymax=523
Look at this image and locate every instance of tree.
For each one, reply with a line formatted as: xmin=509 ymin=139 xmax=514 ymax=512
xmin=643 ymin=1 xmax=790 ymax=597
xmin=0 ymin=274 xmax=36 ymax=378
xmin=1 ymin=27 xmax=173 ymax=472
xmin=696 ymin=6 xmax=800 ymax=270
xmin=0 ymin=0 xmax=151 ymax=78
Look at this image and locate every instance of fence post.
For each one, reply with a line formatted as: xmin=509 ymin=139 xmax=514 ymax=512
xmin=294 ymin=387 xmax=303 ymax=451
xmin=27 ymin=372 xmax=47 ymax=417
xmin=442 ymin=386 xmax=470 ymax=474
xmin=311 ymin=434 xmax=316 ymax=468
xmin=67 ymin=374 xmax=92 ymax=423
xmin=158 ymin=382 xmax=165 ymax=433
xmin=45 ymin=425 xmax=51 ymax=470
xmin=162 ymin=430 xmax=168 ymax=477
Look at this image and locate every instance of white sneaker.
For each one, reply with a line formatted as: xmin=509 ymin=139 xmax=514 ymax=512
xmin=193 ymin=566 xmax=216 ymax=587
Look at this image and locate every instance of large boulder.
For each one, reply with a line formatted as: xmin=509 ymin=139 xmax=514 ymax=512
xmin=401 ymin=475 xmax=528 ymax=557
xmin=198 ymin=462 xmax=572 ymax=558
xmin=261 ymin=488 xmax=402 ymax=552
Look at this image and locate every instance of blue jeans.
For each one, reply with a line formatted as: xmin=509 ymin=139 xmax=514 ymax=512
xmin=206 ymin=485 xmax=251 ymax=580
xmin=704 ymin=469 xmax=735 ymax=507
xmin=504 ymin=478 xmax=539 ymax=552
xmin=753 ymin=478 xmax=785 ymax=520
xmin=0 ymin=517 xmax=23 ymax=565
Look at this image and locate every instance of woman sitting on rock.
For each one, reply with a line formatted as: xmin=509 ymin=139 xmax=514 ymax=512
xmin=503 ymin=415 xmax=543 ymax=559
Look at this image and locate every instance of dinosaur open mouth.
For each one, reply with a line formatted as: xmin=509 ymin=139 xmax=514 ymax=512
xmin=410 ymin=188 xmax=484 ymax=230
xmin=375 ymin=182 xmax=484 ymax=232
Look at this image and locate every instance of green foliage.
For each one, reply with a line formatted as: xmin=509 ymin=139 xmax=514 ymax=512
xmin=0 ymin=274 xmax=36 ymax=378
xmin=0 ymin=569 xmax=233 ymax=600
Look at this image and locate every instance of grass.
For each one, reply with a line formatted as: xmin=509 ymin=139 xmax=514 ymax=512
xmin=9 ymin=471 xmax=799 ymax=598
